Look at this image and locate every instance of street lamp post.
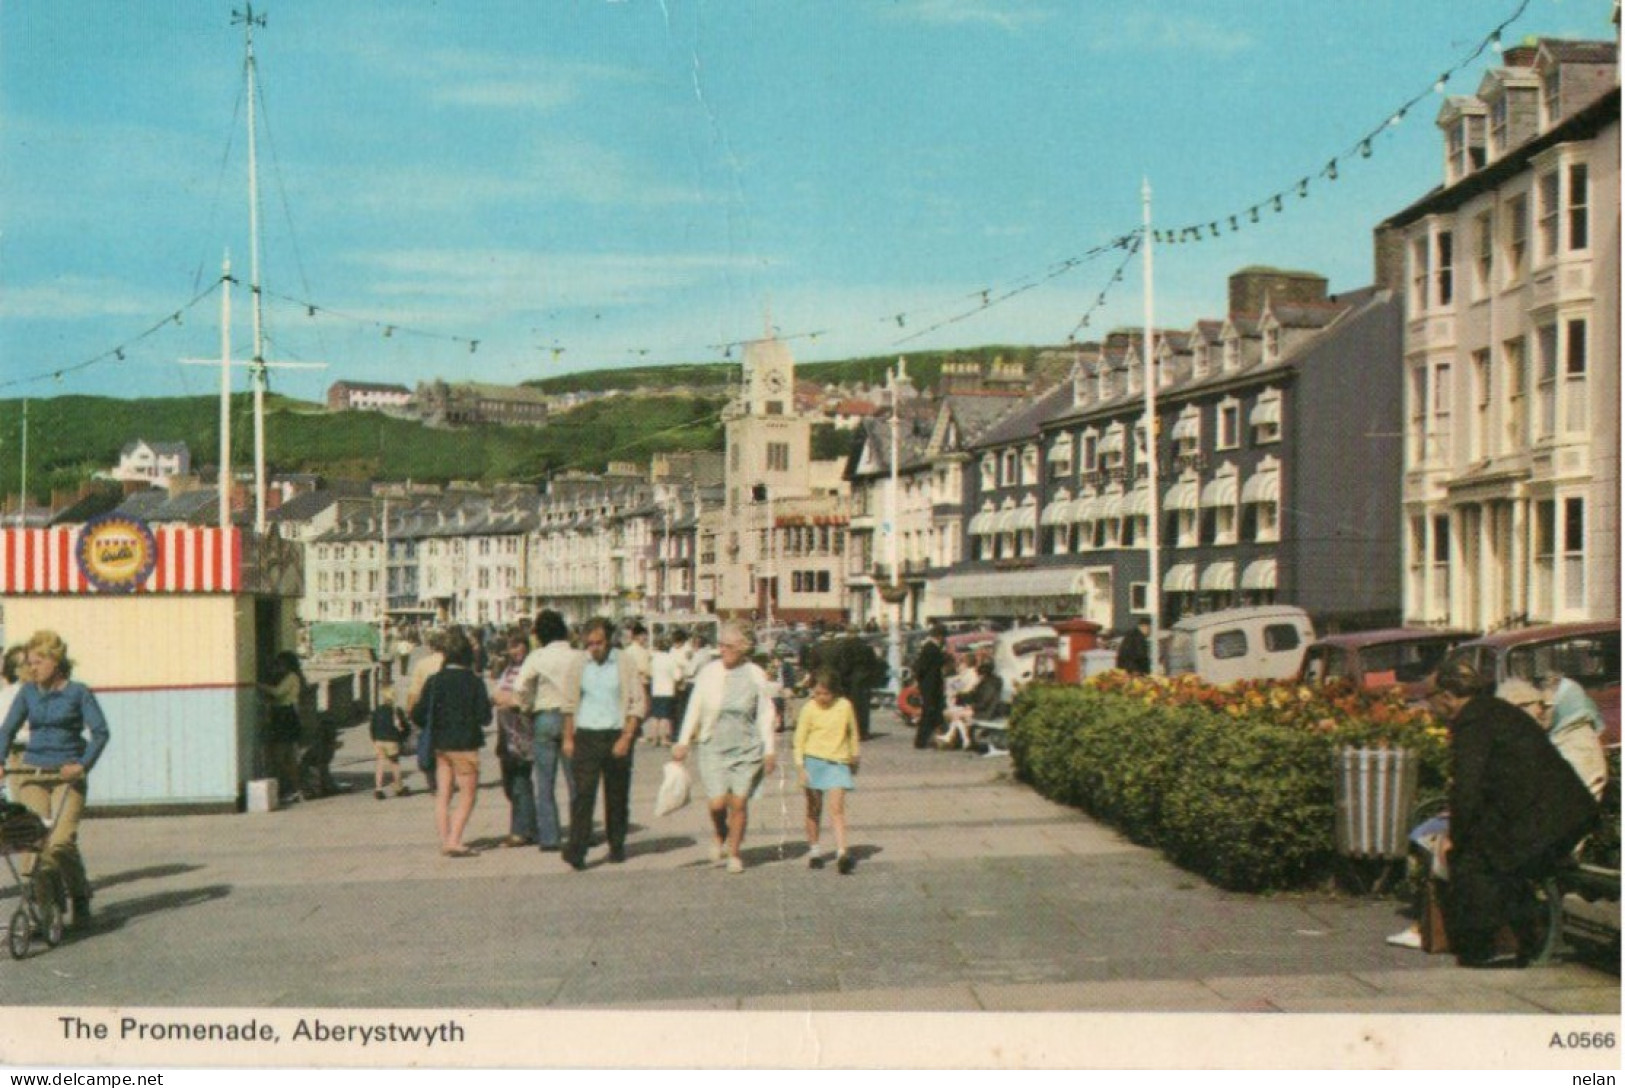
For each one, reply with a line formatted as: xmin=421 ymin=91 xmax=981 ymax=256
xmin=885 ymin=356 xmax=906 ymax=694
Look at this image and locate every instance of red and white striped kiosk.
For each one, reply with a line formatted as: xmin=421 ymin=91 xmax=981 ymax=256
xmin=0 ymin=515 xmax=303 ymax=812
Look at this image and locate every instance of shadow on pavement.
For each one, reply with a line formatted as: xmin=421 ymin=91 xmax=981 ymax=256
xmin=81 ymin=884 xmax=233 ymax=937
xmin=92 ymin=863 xmax=206 ymax=893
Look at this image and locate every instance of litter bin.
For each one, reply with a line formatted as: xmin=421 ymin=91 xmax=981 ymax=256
xmin=1333 ymin=746 xmax=1419 ymax=860
xmin=1052 ymin=619 xmax=1102 ymax=685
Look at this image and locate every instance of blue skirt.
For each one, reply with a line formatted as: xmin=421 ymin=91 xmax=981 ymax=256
xmin=804 ymin=756 xmax=855 ymax=792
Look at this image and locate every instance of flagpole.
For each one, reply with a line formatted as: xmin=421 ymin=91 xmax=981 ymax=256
xmin=1142 ymin=178 xmax=1161 ymax=672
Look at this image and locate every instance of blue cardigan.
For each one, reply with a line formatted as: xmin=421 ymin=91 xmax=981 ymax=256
xmin=0 ymin=681 xmax=111 ymax=773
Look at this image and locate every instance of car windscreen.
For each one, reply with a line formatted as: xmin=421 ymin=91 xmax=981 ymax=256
xmin=1506 ymin=631 xmax=1621 ymax=689
xmin=1360 ymin=639 xmax=1458 ymax=684
xmin=1010 ymin=637 xmax=1058 ymax=657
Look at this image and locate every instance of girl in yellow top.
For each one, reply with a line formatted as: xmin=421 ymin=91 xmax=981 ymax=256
xmin=793 ymin=671 xmax=861 ymax=874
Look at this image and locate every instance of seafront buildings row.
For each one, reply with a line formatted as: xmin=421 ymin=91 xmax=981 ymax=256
xmin=9 ymin=35 xmax=1622 ymax=644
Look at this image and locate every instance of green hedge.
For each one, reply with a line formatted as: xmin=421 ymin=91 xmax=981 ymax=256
xmin=1008 ymin=684 xmax=1447 ymax=893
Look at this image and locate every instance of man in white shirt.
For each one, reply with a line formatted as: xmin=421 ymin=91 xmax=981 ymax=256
xmin=514 ymin=610 xmax=579 ymax=852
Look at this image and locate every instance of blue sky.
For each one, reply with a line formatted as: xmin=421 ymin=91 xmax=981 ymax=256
xmin=0 ymin=0 xmax=1609 ymax=403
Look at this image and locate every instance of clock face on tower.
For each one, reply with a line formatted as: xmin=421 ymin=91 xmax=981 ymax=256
xmin=763 ymin=370 xmax=785 ymax=394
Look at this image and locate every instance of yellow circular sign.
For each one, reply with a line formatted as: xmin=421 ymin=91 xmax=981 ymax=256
xmin=77 ymin=515 xmax=158 ymax=593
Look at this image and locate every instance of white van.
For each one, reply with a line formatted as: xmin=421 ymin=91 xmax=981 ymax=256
xmin=1163 ymin=606 xmax=1314 ymax=685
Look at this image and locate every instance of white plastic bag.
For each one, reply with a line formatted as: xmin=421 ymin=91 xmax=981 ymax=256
xmin=653 ymin=759 xmax=692 ymax=818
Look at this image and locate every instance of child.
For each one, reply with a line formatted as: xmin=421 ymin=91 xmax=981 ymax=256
xmin=793 ymin=670 xmax=861 ymax=874
xmin=370 ymin=689 xmax=410 ymax=800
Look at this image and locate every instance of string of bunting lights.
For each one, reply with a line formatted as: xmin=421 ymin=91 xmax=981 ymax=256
xmin=1153 ymin=0 xmax=1532 ymax=247
xmin=6 ymin=0 xmax=1538 ymax=395
xmin=1065 ymin=233 xmax=1145 ymax=344
xmin=0 ymin=279 xmax=225 ymax=395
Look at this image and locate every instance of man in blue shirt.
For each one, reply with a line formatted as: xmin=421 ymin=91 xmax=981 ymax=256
xmin=561 ymin=617 xmax=647 ymax=870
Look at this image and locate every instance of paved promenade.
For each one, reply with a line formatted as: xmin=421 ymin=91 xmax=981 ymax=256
xmin=0 ymin=707 xmax=1615 ymax=1018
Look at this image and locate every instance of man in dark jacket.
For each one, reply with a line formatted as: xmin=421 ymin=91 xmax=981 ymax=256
xmin=1115 ymin=618 xmax=1151 ymax=675
xmin=912 ymin=625 xmax=949 ymax=750
xmin=830 ymin=628 xmax=886 ymax=741
xmin=1432 ymin=657 xmax=1599 ymax=967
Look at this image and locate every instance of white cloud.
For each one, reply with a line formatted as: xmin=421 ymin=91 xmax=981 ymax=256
xmin=0 ymin=277 xmax=171 ymax=321
xmin=882 ymin=0 xmax=1052 ymax=32
xmin=1089 ymin=13 xmax=1255 ymax=56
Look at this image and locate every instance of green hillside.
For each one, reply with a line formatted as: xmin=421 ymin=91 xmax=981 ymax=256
xmin=0 ymin=342 xmax=1057 ymax=501
xmin=524 ymin=344 xmax=1058 ymax=394
xmin=0 ymin=393 xmax=727 ymax=500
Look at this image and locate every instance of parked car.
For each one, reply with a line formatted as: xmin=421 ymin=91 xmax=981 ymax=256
xmin=992 ymin=625 xmax=1059 ymax=701
xmin=1433 ymin=621 xmax=1621 ymax=748
xmin=1299 ymin=627 xmax=1478 ymax=701
xmin=1163 ymin=605 xmax=1315 ymax=684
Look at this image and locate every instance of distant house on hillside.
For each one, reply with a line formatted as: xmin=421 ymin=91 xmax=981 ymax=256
xmin=109 ymin=440 xmax=190 ymax=486
xmin=414 ymin=380 xmax=550 ymax=428
xmin=327 ymin=380 xmax=412 ymax=413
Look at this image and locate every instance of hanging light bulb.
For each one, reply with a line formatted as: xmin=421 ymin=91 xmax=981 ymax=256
xmin=1209 ymin=222 xmax=1220 ymax=238
xmin=1249 ymin=206 xmax=1260 ymax=224
xmin=307 ymin=305 xmax=317 ymax=317
xmin=1360 ymin=138 xmax=1373 ymax=159
xmin=1272 ymin=194 xmax=1284 ymax=213
xmin=1326 ymin=159 xmax=1339 ymax=181
xmin=1228 ymin=215 xmax=1239 ymax=232
xmin=1434 ymin=74 xmax=1448 ymax=94
xmin=1389 ymin=107 xmax=1407 ymax=128
xmin=1297 ymin=178 xmax=1309 ymax=198
xmin=383 ymin=325 xmax=394 ymax=338
xmin=469 ymin=340 xmax=479 ymax=354
xmin=1491 ymin=29 xmax=1504 ymax=55
xmin=895 ymin=314 xmax=906 ymax=328
xmin=115 ymin=349 xmax=125 ymax=361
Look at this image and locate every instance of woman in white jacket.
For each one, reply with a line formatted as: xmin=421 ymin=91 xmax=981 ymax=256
xmin=673 ymin=622 xmax=778 ymax=873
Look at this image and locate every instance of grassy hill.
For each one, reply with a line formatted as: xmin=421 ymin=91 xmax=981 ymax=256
xmin=0 ymin=392 xmax=727 ymax=499
xmin=1 ymin=342 xmax=1059 ymax=500
xmin=524 ymin=344 xmax=1062 ymax=394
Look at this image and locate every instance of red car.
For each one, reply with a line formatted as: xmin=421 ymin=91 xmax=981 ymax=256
xmin=1298 ymin=627 xmax=1478 ymax=701
xmin=1433 ymin=621 xmax=1621 ymax=748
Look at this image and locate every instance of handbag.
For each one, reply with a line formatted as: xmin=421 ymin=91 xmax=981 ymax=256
xmin=653 ymin=760 xmax=691 ymax=818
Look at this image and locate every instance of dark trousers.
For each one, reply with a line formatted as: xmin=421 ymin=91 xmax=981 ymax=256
xmin=914 ymin=690 xmax=944 ymax=748
xmin=851 ymin=688 xmax=873 ymax=739
xmin=566 ymin=730 xmax=633 ymax=862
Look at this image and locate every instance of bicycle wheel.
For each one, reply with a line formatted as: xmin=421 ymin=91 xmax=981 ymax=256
xmin=34 ymin=871 xmax=63 ymax=948
xmin=1525 ymin=876 xmax=1564 ymax=965
xmin=8 ymin=907 xmax=31 ymax=960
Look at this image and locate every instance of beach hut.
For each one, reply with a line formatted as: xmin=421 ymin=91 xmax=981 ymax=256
xmin=0 ymin=514 xmax=303 ymax=813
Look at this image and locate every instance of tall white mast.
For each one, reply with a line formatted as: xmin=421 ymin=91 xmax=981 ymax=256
xmin=17 ymin=399 xmax=27 ymax=528
xmin=237 ymin=4 xmax=270 ymax=533
xmin=218 ymin=253 xmax=233 ymax=528
xmin=1142 ymin=179 xmax=1161 ymax=671
xmin=886 ymin=356 xmax=905 ymax=691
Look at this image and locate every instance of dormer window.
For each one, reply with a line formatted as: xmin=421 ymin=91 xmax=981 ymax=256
xmin=1021 ymin=444 xmax=1039 ymax=486
xmin=1192 ymin=343 xmax=1210 ymax=379
xmin=1222 ymin=337 xmax=1240 ymax=373
xmin=1541 ymin=68 xmax=1560 ymax=127
xmin=1002 ymin=449 xmax=1019 ymax=487
xmin=1263 ymin=322 xmax=1281 ymax=364
xmin=1128 ymin=365 xmax=1142 ymax=395
xmin=979 ymin=455 xmax=996 ymax=491
xmin=1489 ymin=94 xmax=1510 ymax=157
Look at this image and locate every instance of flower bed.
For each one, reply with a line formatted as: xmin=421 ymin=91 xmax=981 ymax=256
xmin=1007 ymin=675 xmax=1449 ymax=892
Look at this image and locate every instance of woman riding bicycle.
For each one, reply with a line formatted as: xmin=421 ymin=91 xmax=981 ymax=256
xmin=0 ymin=631 xmax=111 ymax=930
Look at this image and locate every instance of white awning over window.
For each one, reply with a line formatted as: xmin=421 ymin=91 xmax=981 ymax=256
xmin=1241 ymin=470 xmax=1280 ymax=504
xmin=1163 ymin=562 xmax=1197 ymax=592
xmin=1046 ymin=439 xmax=1073 ymax=463
xmin=1241 ymin=558 xmax=1278 ymax=590
xmin=1201 ymin=473 xmax=1239 ymax=508
xmin=1040 ymin=498 xmax=1073 ymax=526
xmin=1098 ymin=429 xmax=1125 ymax=455
xmin=935 ymin=566 xmax=1089 ymax=601
xmin=1250 ymin=396 xmax=1282 ymax=428
xmin=1200 ymin=560 xmax=1237 ymax=591
xmin=1164 ymin=478 xmax=1200 ymax=512
xmin=1071 ymin=494 xmax=1100 ymax=524
xmin=968 ymin=509 xmax=998 ymax=535
xmin=1094 ymin=491 xmax=1125 ymax=521
xmin=994 ymin=504 xmax=1037 ymax=534
xmin=1122 ymin=485 xmax=1151 ymax=518
xmin=1171 ymin=414 xmax=1200 ymax=441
